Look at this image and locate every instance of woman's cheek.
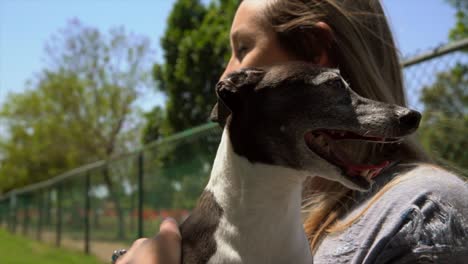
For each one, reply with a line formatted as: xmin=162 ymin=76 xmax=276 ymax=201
xmin=241 ymin=51 xmax=264 ymax=68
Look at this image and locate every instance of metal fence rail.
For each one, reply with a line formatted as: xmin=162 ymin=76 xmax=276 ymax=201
xmin=0 ymin=38 xmax=467 ymax=260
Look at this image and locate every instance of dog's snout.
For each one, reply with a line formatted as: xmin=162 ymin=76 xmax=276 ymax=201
xmin=399 ymin=110 xmax=421 ymax=133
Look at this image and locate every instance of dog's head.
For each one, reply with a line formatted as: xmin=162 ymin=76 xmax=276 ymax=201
xmin=210 ymin=62 xmax=421 ymax=191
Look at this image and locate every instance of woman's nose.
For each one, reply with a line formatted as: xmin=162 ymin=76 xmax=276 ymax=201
xmin=219 ymin=57 xmax=238 ymax=81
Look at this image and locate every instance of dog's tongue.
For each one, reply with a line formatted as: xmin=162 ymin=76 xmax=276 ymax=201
xmin=330 ymin=141 xmax=389 ymax=178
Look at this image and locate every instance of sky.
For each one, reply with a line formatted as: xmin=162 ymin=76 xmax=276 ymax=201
xmin=0 ymin=0 xmax=458 ymax=112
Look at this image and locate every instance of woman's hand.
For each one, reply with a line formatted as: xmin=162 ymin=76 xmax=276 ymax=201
xmin=116 ymin=218 xmax=182 ymax=264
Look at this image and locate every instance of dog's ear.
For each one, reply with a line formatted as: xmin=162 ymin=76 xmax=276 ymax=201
xmin=210 ymin=68 xmax=265 ymax=127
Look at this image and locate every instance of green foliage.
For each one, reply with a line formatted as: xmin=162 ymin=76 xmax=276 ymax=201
xmin=419 ymin=65 xmax=468 ymax=171
xmin=141 ymin=106 xmax=164 ymax=145
xmin=0 ymin=20 xmax=153 ymax=192
xmin=447 ymin=0 xmax=468 ymax=40
xmin=0 ymin=74 xmax=94 ymax=189
xmin=0 ymin=228 xmax=102 ymax=264
xmin=142 ymin=126 xmax=221 ymax=210
xmin=141 ymin=0 xmax=237 ymax=209
xmin=151 ymin=0 xmax=237 ymax=135
xmin=417 ymin=1 xmax=468 ymax=174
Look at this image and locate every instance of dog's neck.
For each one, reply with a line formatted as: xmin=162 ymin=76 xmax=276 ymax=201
xmin=204 ymin=128 xmax=312 ymax=264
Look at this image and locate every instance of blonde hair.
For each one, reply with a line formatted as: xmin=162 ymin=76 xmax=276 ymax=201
xmin=262 ymin=0 xmax=430 ymax=251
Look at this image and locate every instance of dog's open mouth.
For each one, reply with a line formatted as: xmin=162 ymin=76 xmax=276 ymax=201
xmin=305 ymin=129 xmax=402 ymax=189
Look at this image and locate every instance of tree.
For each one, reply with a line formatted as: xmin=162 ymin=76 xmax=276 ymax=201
xmin=141 ymin=106 xmax=164 ymax=145
xmin=141 ymin=0 xmax=237 ymax=209
xmin=446 ymin=0 xmax=468 ymax=40
xmin=419 ymin=65 xmax=468 ymax=171
xmin=151 ymin=0 xmax=237 ymax=135
xmin=0 ymin=20 xmax=154 ymax=238
xmin=418 ymin=1 xmax=468 ymax=174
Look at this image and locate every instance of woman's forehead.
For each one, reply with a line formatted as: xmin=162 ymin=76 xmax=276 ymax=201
xmin=230 ymin=0 xmax=270 ymax=37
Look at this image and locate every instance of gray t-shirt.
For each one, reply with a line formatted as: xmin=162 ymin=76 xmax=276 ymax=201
xmin=313 ymin=164 xmax=468 ymax=264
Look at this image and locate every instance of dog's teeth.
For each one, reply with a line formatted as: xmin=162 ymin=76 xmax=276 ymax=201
xmin=360 ymin=169 xmax=370 ymax=178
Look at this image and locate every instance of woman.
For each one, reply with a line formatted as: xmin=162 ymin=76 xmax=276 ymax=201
xmin=115 ymin=0 xmax=468 ymax=263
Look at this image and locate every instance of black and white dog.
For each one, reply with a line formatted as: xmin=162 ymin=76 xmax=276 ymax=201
xmin=180 ymin=62 xmax=421 ymax=264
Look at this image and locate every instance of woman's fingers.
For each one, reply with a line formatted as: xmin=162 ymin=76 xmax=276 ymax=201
xmin=154 ymin=218 xmax=182 ymax=263
xmin=115 ymin=218 xmax=181 ymax=264
xmin=159 ymin=218 xmax=181 ymax=238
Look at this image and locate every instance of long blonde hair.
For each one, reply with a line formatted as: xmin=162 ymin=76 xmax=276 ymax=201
xmin=262 ymin=0 xmax=430 ymax=251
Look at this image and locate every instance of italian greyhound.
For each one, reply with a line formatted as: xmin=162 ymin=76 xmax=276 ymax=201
xmin=180 ymin=62 xmax=421 ymax=264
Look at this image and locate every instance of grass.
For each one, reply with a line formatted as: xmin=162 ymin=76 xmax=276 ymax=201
xmin=0 ymin=228 xmax=103 ymax=264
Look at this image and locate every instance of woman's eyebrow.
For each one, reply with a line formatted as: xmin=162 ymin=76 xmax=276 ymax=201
xmin=231 ymin=28 xmax=255 ymax=45
xmin=231 ymin=29 xmax=242 ymax=45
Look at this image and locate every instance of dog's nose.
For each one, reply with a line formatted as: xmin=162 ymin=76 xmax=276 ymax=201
xmin=399 ymin=110 xmax=422 ymax=133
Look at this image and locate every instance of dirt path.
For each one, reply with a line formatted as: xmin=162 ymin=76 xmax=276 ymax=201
xmin=41 ymin=230 xmax=128 ymax=262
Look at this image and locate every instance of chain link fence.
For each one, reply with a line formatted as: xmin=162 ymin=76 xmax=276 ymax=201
xmin=403 ymin=39 xmax=468 ymax=111
xmin=403 ymin=39 xmax=468 ymax=175
xmin=0 ymin=38 xmax=467 ymax=261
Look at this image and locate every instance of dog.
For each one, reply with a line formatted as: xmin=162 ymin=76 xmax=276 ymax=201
xmin=180 ymin=62 xmax=421 ymax=264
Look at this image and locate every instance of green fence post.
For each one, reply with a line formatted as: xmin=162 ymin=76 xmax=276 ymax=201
xmin=84 ymin=173 xmax=91 ymax=254
xmin=10 ymin=193 xmax=17 ymax=234
xmin=36 ymin=191 xmax=43 ymax=241
xmin=138 ymin=151 xmax=144 ymax=238
xmin=6 ymin=198 xmax=9 ymax=231
xmin=0 ymin=203 xmax=3 ymax=227
xmin=46 ymin=190 xmax=52 ymax=228
xmin=0 ymin=203 xmax=4 ymax=228
xmin=56 ymin=183 xmax=62 ymax=247
xmin=22 ymin=196 xmax=29 ymax=236
xmin=6 ymin=197 xmax=10 ymax=232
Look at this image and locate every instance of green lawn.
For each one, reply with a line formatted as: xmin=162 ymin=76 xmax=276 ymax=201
xmin=0 ymin=228 xmax=103 ymax=264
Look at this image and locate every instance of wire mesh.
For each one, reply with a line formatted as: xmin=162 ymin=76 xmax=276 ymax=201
xmin=403 ymin=43 xmax=468 ymax=111
xmin=402 ymin=40 xmax=468 ymax=175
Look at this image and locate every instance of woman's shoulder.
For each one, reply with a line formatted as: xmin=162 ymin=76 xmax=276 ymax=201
xmin=370 ymin=164 xmax=468 ymax=262
xmin=379 ymin=163 xmax=468 ymax=208
xmin=352 ymin=164 xmax=468 ymax=263
xmin=314 ymin=163 xmax=468 ymax=263
xmin=359 ymin=163 xmax=468 ymax=234
xmin=350 ymin=162 xmax=468 ymax=222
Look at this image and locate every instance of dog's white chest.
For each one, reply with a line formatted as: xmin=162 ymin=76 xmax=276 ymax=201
xmin=207 ymin=216 xmax=312 ymax=264
xmin=204 ymin=129 xmax=312 ymax=264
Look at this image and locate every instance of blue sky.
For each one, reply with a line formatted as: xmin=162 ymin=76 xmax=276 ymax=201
xmin=0 ymin=0 xmax=457 ymax=111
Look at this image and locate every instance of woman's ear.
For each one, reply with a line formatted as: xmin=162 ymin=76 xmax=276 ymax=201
xmin=313 ymin=21 xmax=336 ymax=67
